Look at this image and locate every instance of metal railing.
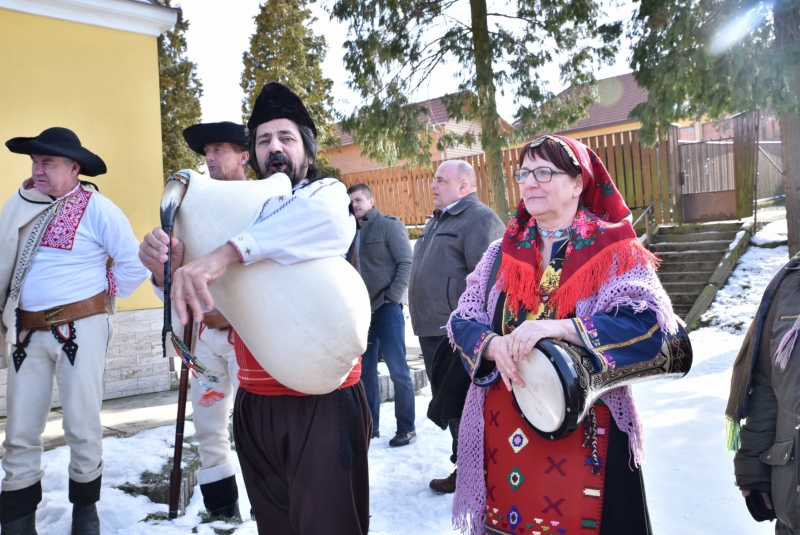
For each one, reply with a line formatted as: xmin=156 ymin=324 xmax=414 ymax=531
xmin=632 ymin=199 xmax=659 ymax=246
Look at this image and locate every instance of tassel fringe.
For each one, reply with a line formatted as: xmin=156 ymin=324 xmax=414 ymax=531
xmin=170 ymin=332 xmax=227 ymax=406
xmin=726 ymin=417 xmax=741 ymax=453
xmin=499 ymin=251 xmax=542 ymax=314
xmin=775 ymin=319 xmax=800 ymax=371
xmin=554 ymin=239 xmax=659 ymax=319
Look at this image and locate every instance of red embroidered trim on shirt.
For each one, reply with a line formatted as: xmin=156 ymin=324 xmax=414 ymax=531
xmin=40 ymin=189 xmax=92 ymax=250
xmin=106 ymin=268 xmax=117 ymax=296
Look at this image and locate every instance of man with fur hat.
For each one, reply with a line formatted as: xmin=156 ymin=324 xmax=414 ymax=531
xmin=139 ymin=121 xmax=249 ymax=519
xmin=147 ymin=83 xmax=371 ymax=534
xmin=0 ymin=127 xmax=146 ymax=534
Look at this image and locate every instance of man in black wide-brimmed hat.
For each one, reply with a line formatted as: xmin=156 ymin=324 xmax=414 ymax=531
xmin=0 ymin=127 xmax=146 ymax=534
xmin=139 ymin=121 xmax=249 ymax=520
xmin=151 ymin=83 xmax=371 ymax=534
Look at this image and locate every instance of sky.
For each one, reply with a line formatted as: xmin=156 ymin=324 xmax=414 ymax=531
xmin=179 ymin=0 xmax=636 ymax=126
xmin=28 ymin=219 xmax=790 ymax=534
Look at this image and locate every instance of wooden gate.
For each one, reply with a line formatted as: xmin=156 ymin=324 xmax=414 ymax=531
xmin=677 ymin=111 xmax=759 ymax=223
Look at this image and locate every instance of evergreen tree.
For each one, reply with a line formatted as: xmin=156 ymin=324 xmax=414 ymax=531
xmin=241 ymin=0 xmax=339 ymax=177
xmin=157 ymin=0 xmax=203 ymax=179
xmin=629 ymin=0 xmax=800 ymax=255
xmin=330 ymin=0 xmax=622 ymax=221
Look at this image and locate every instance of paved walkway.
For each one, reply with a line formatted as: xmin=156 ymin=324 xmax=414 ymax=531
xmin=0 ymin=346 xmax=428 ymax=456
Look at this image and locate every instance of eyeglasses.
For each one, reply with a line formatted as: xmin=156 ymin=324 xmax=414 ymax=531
xmin=512 ymin=167 xmax=570 ymax=183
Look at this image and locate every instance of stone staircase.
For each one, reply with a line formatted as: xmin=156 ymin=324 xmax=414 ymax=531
xmin=648 ymin=221 xmax=752 ymax=329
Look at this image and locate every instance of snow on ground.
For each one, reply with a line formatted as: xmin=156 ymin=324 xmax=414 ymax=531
xmin=32 ymin=223 xmax=791 ymax=534
xmin=751 ymin=219 xmax=788 ymax=247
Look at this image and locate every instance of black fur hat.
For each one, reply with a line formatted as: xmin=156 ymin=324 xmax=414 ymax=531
xmin=246 ymin=82 xmax=317 ymax=138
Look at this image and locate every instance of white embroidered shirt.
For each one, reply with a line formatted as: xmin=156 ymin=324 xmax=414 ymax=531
xmin=19 ymin=185 xmax=146 ymax=311
xmin=229 ymin=177 xmax=356 ymax=266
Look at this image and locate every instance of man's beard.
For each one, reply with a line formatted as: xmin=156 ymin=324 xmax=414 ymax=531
xmin=261 ymin=153 xmax=306 ymax=185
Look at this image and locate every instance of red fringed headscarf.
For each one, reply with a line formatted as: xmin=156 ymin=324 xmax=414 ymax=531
xmin=499 ymin=135 xmax=659 ymax=318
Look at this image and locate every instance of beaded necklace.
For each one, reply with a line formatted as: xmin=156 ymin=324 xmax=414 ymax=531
xmin=537 ymin=224 xmax=571 ymax=240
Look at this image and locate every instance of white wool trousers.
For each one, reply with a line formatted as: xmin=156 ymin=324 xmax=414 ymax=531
xmin=2 ymin=314 xmax=108 ymax=491
xmin=192 ymin=326 xmax=239 ymax=485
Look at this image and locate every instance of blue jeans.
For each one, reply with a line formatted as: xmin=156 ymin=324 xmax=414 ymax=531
xmin=360 ymin=302 xmax=416 ymax=433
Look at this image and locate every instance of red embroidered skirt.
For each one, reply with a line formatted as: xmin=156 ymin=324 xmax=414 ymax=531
xmin=483 ymin=381 xmax=611 ymax=535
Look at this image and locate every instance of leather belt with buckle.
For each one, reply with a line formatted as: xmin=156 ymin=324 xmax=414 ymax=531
xmin=17 ymin=292 xmax=107 ymax=331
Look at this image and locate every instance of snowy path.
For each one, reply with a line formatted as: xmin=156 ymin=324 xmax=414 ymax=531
xmin=32 ymin=223 xmax=789 ymax=534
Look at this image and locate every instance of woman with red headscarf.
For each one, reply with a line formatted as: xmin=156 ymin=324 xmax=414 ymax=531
xmin=448 ymin=135 xmax=679 ymax=535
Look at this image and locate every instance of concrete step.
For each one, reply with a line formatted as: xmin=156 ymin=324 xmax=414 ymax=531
xmin=662 ymin=281 xmax=708 ymax=295
xmin=654 ymin=250 xmax=727 ymax=263
xmin=650 ymin=240 xmax=732 ymax=253
xmin=653 ymin=230 xmax=740 ymax=243
xmin=671 ymin=304 xmax=694 ymax=318
xmin=658 ymin=271 xmax=715 ymax=284
xmin=658 ymin=260 xmax=722 ymax=272
xmin=669 ymin=292 xmax=705 ymax=306
xmin=657 ymin=222 xmax=745 ymax=235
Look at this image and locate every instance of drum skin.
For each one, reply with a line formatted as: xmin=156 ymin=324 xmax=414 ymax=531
xmin=512 ymin=340 xmax=584 ymax=440
xmin=511 ymin=347 xmax=566 ymax=432
xmin=172 ymin=170 xmax=371 ymax=394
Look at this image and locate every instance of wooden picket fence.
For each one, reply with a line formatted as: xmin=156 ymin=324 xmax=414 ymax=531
xmin=339 ymin=129 xmax=676 ymax=226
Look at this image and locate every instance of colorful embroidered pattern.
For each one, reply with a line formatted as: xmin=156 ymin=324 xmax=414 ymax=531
xmin=507 ymin=467 xmax=525 ymax=491
xmin=507 ymin=505 xmax=522 ymax=530
xmin=591 ymin=322 xmax=661 ymax=353
xmin=508 ymin=428 xmax=529 ymax=453
xmin=572 ymin=316 xmax=613 ymax=371
xmin=574 ymin=317 xmax=662 ymax=372
xmin=474 ymin=331 xmax=496 ymax=363
xmin=40 ymin=189 xmax=92 ymax=250
xmin=106 ymin=268 xmax=117 ymax=296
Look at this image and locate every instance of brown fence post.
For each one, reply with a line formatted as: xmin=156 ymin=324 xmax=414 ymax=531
xmin=665 ymin=125 xmax=683 ymax=224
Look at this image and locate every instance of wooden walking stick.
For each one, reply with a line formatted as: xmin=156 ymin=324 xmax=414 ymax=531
xmin=160 ymin=174 xmax=190 ymax=519
xmin=168 ymin=318 xmax=193 ymax=519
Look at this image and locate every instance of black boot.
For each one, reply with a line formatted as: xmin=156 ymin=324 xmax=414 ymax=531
xmin=200 ymin=475 xmax=241 ymax=520
xmin=0 ymin=482 xmax=41 ymax=535
xmin=69 ymin=477 xmax=101 ymax=535
xmin=71 ymin=504 xmax=99 ymax=535
xmin=0 ymin=512 xmax=36 ymax=535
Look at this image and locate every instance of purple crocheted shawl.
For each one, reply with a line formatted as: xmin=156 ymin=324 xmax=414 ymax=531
xmin=448 ymin=240 xmax=679 ymax=535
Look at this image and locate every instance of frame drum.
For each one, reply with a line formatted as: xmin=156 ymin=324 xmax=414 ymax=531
xmin=510 ymin=327 xmax=692 ymax=441
xmin=511 ymin=340 xmax=585 ymax=440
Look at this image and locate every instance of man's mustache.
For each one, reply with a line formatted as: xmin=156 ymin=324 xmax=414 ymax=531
xmin=264 ymin=153 xmax=294 ymax=174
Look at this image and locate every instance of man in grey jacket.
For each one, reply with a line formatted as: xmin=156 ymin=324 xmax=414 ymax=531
xmin=408 ymin=160 xmax=505 ymax=493
xmin=347 ymin=184 xmax=417 ymax=447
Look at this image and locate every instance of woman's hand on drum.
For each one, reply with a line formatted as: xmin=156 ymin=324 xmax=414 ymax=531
xmin=139 ymin=227 xmax=185 ymax=287
xmin=505 ymin=319 xmax=580 ymax=361
xmin=483 ymin=336 xmax=525 ymax=392
xmin=172 ymin=243 xmax=240 ymax=325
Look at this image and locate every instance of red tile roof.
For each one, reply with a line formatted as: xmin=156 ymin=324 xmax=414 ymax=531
xmin=556 ymin=73 xmax=649 ymax=134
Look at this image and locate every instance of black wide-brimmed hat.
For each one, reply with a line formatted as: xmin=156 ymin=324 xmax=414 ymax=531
xmin=182 ymin=121 xmax=248 ymax=156
xmin=5 ymin=127 xmax=107 ymax=177
xmin=246 ymin=82 xmax=317 ymax=138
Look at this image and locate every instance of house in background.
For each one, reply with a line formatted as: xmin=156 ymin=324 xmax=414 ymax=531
xmin=0 ymin=0 xmax=178 ymax=415
xmin=555 ymin=72 xmax=650 ymax=138
xmin=325 ymin=96 xmax=492 ymax=174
